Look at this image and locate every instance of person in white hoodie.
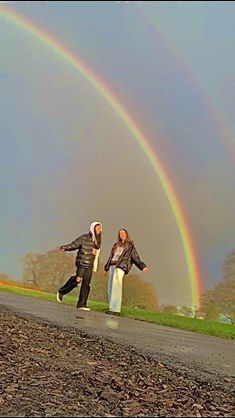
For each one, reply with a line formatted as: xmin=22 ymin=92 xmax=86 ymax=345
xmin=57 ymin=221 xmax=102 ymax=310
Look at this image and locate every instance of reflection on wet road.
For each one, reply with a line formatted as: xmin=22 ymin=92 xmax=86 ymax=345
xmin=0 ymin=292 xmax=234 ymax=380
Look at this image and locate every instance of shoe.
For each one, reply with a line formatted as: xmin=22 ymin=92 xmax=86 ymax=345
xmin=105 ymin=310 xmax=120 ymax=316
xmin=57 ymin=291 xmax=63 ymax=303
xmin=77 ymin=306 xmax=90 ymax=311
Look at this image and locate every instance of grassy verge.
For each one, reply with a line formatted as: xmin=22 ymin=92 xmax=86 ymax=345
xmin=0 ymin=284 xmax=234 ymax=340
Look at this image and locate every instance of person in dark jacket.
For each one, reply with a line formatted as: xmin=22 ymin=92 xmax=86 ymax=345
xmin=104 ymin=228 xmax=148 ymax=316
xmin=57 ymin=221 xmax=102 ymax=310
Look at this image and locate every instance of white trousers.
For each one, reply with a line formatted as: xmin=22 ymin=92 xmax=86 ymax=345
xmin=108 ymin=265 xmax=125 ymax=313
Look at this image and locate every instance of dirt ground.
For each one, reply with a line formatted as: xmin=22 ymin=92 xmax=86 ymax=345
xmin=0 ymin=305 xmax=234 ymax=417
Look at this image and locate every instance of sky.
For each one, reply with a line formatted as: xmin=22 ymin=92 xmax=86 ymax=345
xmin=0 ymin=1 xmax=234 ymax=306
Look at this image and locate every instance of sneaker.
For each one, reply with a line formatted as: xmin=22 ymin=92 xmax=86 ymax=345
xmin=105 ymin=310 xmax=120 ymax=316
xmin=77 ymin=306 xmax=90 ymax=311
xmin=56 ymin=291 xmax=63 ymax=303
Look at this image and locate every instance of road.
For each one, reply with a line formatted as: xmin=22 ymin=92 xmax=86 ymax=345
xmin=0 ymin=292 xmax=234 ymax=386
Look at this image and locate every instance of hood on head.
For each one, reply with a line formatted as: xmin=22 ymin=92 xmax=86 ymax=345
xmin=89 ymin=221 xmax=102 ymax=243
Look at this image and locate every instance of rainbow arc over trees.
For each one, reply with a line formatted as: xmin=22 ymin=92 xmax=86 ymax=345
xmin=0 ymin=6 xmax=202 ymax=306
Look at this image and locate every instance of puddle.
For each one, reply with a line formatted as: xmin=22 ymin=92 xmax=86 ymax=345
xmin=105 ymin=319 xmax=119 ymax=329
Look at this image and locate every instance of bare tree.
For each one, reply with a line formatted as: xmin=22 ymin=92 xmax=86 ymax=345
xmin=20 ymin=252 xmax=46 ymax=287
xmin=43 ymin=249 xmax=75 ymax=290
xmin=20 ymin=249 xmax=75 ymax=290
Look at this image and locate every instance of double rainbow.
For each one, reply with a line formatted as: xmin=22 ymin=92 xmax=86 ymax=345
xmin=0 ymin=5 xmax=202 ymax=306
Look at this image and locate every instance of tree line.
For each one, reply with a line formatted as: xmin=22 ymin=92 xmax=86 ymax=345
xmin=198 ymin=249 xmax=235 ymax=322
xmin=1 ymin=247 xmax=234 ymax=321
xmin=19 ymin=249 xmax=159 ymax=310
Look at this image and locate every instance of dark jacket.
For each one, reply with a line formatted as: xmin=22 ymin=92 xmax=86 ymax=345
xmin=61 ymin=233 xmax=96 ymax=268
xmin=104 ymin=240 xmax=146 ymax=275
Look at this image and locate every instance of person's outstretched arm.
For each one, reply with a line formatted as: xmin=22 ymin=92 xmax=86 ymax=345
xmin=131 ymin=245 xmax=148 ymax=272
xmin=60 ymin=235 xmax=82 ymax=252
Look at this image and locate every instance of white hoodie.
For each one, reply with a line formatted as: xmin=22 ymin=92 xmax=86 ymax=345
xmin=89 ymin=221 xmax=102 ymax=272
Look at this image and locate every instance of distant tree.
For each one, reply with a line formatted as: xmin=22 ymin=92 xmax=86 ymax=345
xmin=161 ymin=304 xmax=177 ymax=315
xmin=20 ymin=249 xmax=74 ymax=290
xmin=90 ymin=270 xmax=158 ymax=310
xmin=219 ymin=249 xmax=235 ymax=322
xmin=89 ymin=262 xmax=108 ymax=302
xmin=202 ymin=250 xmax=235 ymax=322
xmin=42 ymin=249 xmax=75 ymax=290
xmin=123 ymin=275 xmax=158 ymax=310
xmin=223 ymin=249 xmax=235 ymax=282
xmin=20 ymin=249 xmax=159 ymax=310
xmin=199 ymin=290 xmax=220 ymax=321
xmin=178 ymin=305 xmax=193 ymax=317
xmin=0 ymin=273 xmax=13 ymax=283
xmin=199 ymin=249 xmax=235 ymax=323
xmin=192 ymin=305 xmax=199 ymax=319
xmin=20 ymin=252 xmax=46 ymax=287
xmin=212 ymin=280 xmax=235 ymax=323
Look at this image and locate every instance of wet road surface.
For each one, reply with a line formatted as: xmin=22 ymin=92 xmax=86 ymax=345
xmin=0 ymin=292 xmax=234 ymax=384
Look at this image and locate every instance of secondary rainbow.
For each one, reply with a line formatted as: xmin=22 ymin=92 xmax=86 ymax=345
xmin=137 ymin=6 xmax=235 ymax=161
xmin=0 ymin=5 xmax=202 ymax=306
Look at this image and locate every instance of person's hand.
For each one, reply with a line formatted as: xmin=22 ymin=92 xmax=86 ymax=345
xmin=60 ymin=246 xmax=65 ymax=253
xmin=102 ymin=271 xmax=107 ymax=277
xmin=92 ymin=248 xmax=97 ymax=256
xmin=143 ymin=267 xmax=149 ymax=273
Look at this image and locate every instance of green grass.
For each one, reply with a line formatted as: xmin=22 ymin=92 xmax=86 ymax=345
xmin=0 ymin=284 xmax=234 ymax=340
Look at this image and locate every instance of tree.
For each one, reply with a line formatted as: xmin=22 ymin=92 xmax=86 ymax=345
xmin=89 ymin=262 xmax=108 ymax=302
xmin=161 ymin=304 xmax=177 ymax=315
xmin=212 ymin=280 xmax=235 ymax=323
xmin=177 ymin=305 xmax=193 ymax=317
xmin=199 ymin=249 xmax=235 ymax=322
xmin=199 ymin=290 xmax=220 ymax=321
xmin=123 ymin=275 xmax=158 ymax=310
xmin=0 ymin=273 xmax=13 ymax=283
xmin=89 ymin=270 xmax=158 ymax=310
xmin=223 ymin=249 xmax=235 ymax=282
xmin=42 ymin=249 xmax=75 ymax=290
xmin=20 ymin=252 xmax=46 ymax=287
xmin=20 ymin=249 xmax=75 ymax=290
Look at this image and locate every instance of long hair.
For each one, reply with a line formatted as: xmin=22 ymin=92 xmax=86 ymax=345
xmin=95 ymin=231 xmax=101 ymax=249
xmin=116 ymin=228 xmax=131 ymax=246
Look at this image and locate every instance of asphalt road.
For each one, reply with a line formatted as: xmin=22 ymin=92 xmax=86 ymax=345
xmin=0 ymin=292 xmax=234 ymax=387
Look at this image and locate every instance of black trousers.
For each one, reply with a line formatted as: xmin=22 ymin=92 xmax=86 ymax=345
xmin=58 ymin=266 xmax=93 ymax=308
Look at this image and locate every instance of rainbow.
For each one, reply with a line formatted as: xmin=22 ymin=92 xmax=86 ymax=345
xmin=0 ymin=5 xmax=202 ymax=306
xmin=137 ymin=6 xmax=235 ymax=162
